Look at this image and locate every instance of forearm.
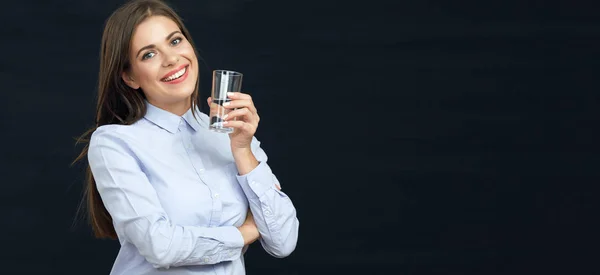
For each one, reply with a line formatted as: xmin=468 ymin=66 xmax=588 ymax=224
xmin=247 ymin=186 xmax=299 ymax=258
xmin=237 ymin=224 xmax=259 ymax=245
xmin=232 ymin=147 xmax=259 ymax=175
xmin=233 ymin=158 xmax=299 ymax=258
xmin=123 ymin=215 xmax=245 ymax=268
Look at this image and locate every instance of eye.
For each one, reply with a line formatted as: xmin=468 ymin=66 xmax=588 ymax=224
xmin=142 ymin=52 xmax=155 ymax=60
xmin=171 ymin=37 xmax=182 ymax=46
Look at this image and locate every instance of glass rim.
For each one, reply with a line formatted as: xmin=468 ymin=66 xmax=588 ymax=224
xmin=214 ymin=69 xmax=243 ymax=76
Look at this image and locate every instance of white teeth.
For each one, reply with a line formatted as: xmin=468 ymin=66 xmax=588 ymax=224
xmin=163 ymin=66 xmax=187 ymax=81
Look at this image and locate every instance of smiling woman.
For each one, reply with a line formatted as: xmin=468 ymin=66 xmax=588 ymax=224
xmin=122 ymin=16 xmax=198 ymax=115
xmin=72 ymin=0 xmax=299 ymax=274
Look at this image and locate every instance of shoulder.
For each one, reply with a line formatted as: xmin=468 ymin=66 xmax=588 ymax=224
xmin=89 ymin=124 xmax=144 ymax=155
xmin=196 ymin=109 xmax=210 ymax=120
xmin=90 ymin=124 xmax=130 ymax=145
xmin=87 ymin=125 xmax=144 ymax=167
xmin=192 ymin=109 xmax=211 ymax=127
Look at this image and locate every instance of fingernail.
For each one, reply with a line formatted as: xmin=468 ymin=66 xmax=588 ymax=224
xmin=227 ymin=92 xmax=234 ymax=97
xmin=223 ymin=102 xmax=230 ymax=106
xmin=223 ymin=121 xmax=229 ymax=125
xmin=223 ymin=114 xmax=228 ymax=120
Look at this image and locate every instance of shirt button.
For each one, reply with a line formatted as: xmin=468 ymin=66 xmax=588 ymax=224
xmin=214 ymin=193 xmax=220 ymax=198
xmin=199 ymin=168 xmax=205 ymax=173
xmin=251 ymin=181 xmax=256 ymax=185
xmin=265 ymin=210 xmax=272 ymax=216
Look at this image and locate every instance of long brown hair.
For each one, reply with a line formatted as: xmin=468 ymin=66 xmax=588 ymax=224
xmin=73 ymin=0 xmax=200 ymax=239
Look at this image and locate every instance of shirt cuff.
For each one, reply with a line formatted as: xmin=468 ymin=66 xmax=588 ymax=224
xmin=236 ymin=161 xmax=275 ymax=200
xmin=216 ymin=226 xmax=245 ymax=262
xmin=221 ymin=225 xmax=245 ymax=249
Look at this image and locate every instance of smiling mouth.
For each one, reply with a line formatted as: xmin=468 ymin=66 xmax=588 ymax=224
xmin=161 ymin=65 xmax=188 ymax=82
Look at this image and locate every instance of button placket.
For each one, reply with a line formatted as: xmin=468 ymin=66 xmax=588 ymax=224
xmin=208 ymin=178 xmax=223 ymax=227
xmin=181 ymin=122 xmax=206 ymax=181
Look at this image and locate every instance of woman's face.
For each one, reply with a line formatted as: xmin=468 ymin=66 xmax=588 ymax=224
xmin=123 ymin=15 xmax=198 ymax=114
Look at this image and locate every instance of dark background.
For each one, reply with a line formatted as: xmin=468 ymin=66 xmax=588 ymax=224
xmin=1 ymin=0 xmax=597 ymax=274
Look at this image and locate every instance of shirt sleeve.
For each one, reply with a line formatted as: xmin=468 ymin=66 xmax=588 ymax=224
xmin=235 ymin=137 xmax=300 ymax=258
xmin=87 ymin=131 xmax=245 ymax=269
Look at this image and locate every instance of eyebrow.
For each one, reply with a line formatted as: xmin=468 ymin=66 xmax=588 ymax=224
xmin=135 ymin=31 xmax=182 ymax=58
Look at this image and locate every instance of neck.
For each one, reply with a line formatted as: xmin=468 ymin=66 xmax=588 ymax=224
xmin=148 ymin=98 xmax=191 ymax=116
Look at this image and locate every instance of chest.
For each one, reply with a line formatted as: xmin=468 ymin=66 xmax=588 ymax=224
xmin=133 ymin=130 xmax=248 ymax=227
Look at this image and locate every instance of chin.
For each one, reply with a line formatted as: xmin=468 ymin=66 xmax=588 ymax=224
xmin=170 ymin=89 xmax=195 ymax=102
xmin=162 ymin=80 xmax=196 ymax=97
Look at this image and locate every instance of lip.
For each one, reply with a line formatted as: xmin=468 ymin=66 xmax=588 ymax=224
xmin=161 ymin=64 xmax=189 ymax=84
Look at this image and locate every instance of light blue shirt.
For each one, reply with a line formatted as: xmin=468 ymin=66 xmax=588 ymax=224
xmin=87 ymin=101 xmax=299 ymax=275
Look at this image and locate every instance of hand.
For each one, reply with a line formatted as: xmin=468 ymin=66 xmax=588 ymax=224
xmin=237 ymin=209 xmax=259 ymax=245
xmin=207 ymin=92 xmax=259 ymax=151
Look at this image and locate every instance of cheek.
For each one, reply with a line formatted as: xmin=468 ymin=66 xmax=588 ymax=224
xmin=179 ymin=44 xmax=197 ymax=61
xmin=135 ymin=64 xmax=161 ymax=84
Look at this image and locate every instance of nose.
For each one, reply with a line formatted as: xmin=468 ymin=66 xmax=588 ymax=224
xmin=162 ymin=51 xmax=179 ymax=67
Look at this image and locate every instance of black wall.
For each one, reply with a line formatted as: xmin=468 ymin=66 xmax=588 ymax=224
xmin=1 ymin=0 xmax=597 ymax=274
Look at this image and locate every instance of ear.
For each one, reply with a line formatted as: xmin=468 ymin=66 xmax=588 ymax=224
xmin=122 ymin=71 xmax=140 ymax=89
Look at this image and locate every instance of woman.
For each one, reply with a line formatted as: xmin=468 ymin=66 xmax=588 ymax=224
xmin=73 ymin=0 xmax=299 ymax=274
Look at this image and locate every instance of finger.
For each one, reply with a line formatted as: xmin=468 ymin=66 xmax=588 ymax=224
xmin=224 ymin=108 xmax=254 ymax=122
xmin=226 ymin=93 xmax=256 ymax=112
xmin=207 ymin=97 xmax=212 ymax=105
xmin=222 ymin=120 xmax=256 ymax=134
xmin=227 ymin=92 xmax=252 ymax=100
xmin=223 ymin=99 xmax=257 ymax=113
xmin=275 ymin=184 xmax=281 ymax=191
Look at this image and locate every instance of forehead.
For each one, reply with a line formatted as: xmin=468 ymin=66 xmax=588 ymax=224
xmin=131 ymin=15 xmax=180 ymax=49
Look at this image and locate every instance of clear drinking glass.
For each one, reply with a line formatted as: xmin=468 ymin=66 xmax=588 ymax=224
xmin=209 ymin=70 xmax=243 ymax=133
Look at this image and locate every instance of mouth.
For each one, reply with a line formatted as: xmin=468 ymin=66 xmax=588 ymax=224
xmin=161 ymin=64 xmax=189 ymax=83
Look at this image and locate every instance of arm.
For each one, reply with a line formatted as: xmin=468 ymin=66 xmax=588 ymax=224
xmin=232 ymin=138 xmax=300 ymax=258
xmin=88 ymin=132 xmax=252 ymax=269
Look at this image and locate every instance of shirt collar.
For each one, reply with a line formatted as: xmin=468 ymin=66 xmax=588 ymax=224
xmin=144 ymin=100 xmax=201 ymax=133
